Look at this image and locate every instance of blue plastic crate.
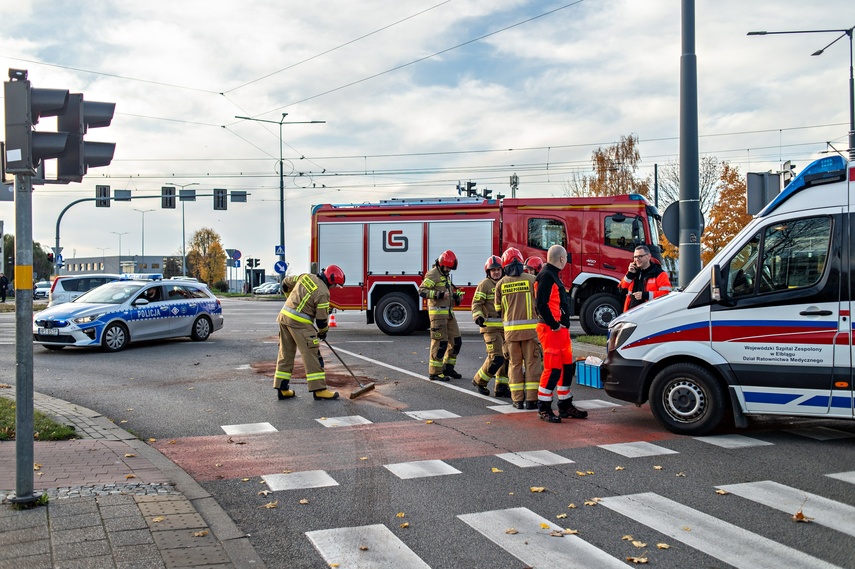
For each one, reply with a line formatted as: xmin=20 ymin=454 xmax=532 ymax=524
xmin=575 ymin=361 xmax=603 ymax=389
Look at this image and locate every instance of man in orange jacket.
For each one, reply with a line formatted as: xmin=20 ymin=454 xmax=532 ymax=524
xmin=619 ymin=245 xmax=672 ymax=312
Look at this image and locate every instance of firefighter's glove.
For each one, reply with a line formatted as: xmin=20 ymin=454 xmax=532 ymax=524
xmin=475 ymin=316 xmax=485 ymax=327
xmin=454 ymin=290 xmax=464 ymax=306
xmin=317 ymin=330 xmax=328 ymax=341
xmin=435 ymin=290 xmax=445 ymax=300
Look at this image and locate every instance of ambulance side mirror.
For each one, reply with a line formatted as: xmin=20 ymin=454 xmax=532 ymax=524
xmin=710 ymin=264 xmax=730 ymax=305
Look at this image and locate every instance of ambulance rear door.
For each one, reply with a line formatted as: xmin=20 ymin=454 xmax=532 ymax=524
xmin=710 ymin=211 xmax=846 ymax=417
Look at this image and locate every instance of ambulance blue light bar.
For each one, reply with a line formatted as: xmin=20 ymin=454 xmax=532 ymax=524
xmin=759 ymin=155 xmax=848 ymax=217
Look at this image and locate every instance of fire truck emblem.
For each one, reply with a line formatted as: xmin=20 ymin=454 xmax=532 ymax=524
xmin=382 ymin=230 xmax=409 ymax=252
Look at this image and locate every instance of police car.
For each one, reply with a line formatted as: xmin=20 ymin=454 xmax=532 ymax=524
xmin=33 ymin=277 xmax=223 ymax=352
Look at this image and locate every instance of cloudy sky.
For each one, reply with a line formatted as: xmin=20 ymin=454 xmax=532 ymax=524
xmin=2 ymin=0 xmax=853 ymax=277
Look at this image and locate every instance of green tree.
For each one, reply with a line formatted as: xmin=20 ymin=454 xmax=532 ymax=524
xmin=186 ymin=228 xmax=226 ymax=284
xmin=562 ymin=134 xmax=650 ymax=197
xmin=1 ymin=234 xmax=53 ymax=282
xmin=701 ymin=162 xmax=753 ymax=266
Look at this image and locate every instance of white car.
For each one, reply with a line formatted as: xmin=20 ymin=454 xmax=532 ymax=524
xmin=48 ymin=274 xmax=121 ymax=307
xmin=33 ymin=281 xmax=51 ymax=299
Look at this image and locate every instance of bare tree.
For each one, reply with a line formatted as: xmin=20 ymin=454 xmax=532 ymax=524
xmin=653 ymin=155 xmax=722 ymax=218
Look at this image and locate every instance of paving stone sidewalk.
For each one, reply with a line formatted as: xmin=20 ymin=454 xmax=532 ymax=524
xmin=0 ymin=388 xmax=265 ymax=569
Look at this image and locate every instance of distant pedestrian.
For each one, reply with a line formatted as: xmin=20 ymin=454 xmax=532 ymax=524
xmin=274 ymin=265 xmax=346 ymax=401
xmin=471 ymin=256 xmax=510 ymax=397
xmin=419 ymin=250 xmax=464 ymax=381
xmin=619 ymin=245 xmax=671 ymax=312
xmin=0 ymin=272 xmax=8 ymax=303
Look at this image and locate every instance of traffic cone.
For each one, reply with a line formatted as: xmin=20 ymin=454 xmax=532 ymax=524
xmin=329 ymin=313 xmax=337 ymax=327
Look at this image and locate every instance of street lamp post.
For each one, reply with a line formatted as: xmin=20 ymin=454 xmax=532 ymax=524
xmin=133 ymin=208 xmax=155 ymax=271
xmin=110 ymin=231 xmax=128 ymax=273
xmin=234 ymin=113 xmax=325 ymax=264
xmin=164 ymin=182 xmax=199 ymax=276
xmin=748 ymin=26 xmax=855 ymax=159
xmin=96 ymin=247 xmax=109 ymax=272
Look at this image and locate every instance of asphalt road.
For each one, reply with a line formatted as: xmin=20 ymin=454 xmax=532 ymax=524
xmin=2 ymin=298 xmax=854 ymax=568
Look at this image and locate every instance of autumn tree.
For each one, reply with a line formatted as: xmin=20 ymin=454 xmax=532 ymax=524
xmin=186 ymin=228 xmax=226 ymax=284
xmin=562 ymin=134 xmax=650 ymax=198
xmin=701 ymin=162 xmax=753 ymax=266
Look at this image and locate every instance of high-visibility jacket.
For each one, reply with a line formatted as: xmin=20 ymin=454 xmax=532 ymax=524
xmin=471 ymin=277 xmax=503 ymax=332
xmin=534 ymin=263 xmax=569 ymax=328
xmin=277 ymin=273 xmax=331 ymax=333
xmin=619 ymin=260 xmax=672 ymax=312
xmin=419 ymin=266 xmax=459 ymax=318
xmin=494 ymin=273 xmax=538 ymax=342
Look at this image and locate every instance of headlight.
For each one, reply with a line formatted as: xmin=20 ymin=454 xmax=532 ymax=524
xmin=72 ymin=314 xmax=103 ymax=324
xmin=607 ymin=321 xmax=637 ymax=352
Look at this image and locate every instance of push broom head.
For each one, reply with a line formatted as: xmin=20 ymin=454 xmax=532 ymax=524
xmin=349 ymin=382 xmax=376 ymax=399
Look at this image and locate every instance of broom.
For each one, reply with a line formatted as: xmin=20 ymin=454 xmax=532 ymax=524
xmin=323 ymin=339 xmax=376 ymax=399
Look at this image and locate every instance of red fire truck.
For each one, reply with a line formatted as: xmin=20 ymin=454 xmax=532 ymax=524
xmin=310 ymin=194 xmax=663 ymax=336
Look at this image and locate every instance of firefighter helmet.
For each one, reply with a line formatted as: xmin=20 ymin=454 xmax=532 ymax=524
xmin=484 ymin=255 xmax=502 ymax=275
xmin=436 ymin=250 xmax=458 ymax=271
xmin=321 ymin=265 xmax=346 ymax=287
xmin=524 ymin=256 xmax=544 ymax=274
xmin=501 ymin=247 xmax=524 ymax=268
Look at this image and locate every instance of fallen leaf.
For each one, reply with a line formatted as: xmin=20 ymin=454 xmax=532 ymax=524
xmin=509 ymin=492 xmax=514 ymax=496
xmin=152 ymin=516 xmax=165 ymax=523
xmin=584 ymin=500 xmax=598 ymax=506
xmin=549 ymin=530 xmax=565 ymax=537
xmin=125 ymin=474 xmax=136 ymax=479
xmin=556 ymin=513 xmax=567 ymax=519
xmin=359 ymin=457 xmax=368 ymax=461
xmin=567 ymin=503 xmax=577 ymax=509
xmin=187 ymin=387 xmax=195 ymax=390
xmin=530 ymin=486 xmax=546 ymax=493
xmin=792 ymin=510 xmax=814 ymax=523
xmin=426 ymin=420 xmax=434 ymax=424
xmin=586 ymin=471 xmax=595 ymax=475
xmin=330 ymin=564 xmax=339 ymax=568
xmin=241 ymin=478 xmax=250 ymax=482
xmin=491 ymin=467 xmax=503 ymax=473
xmin=505 ymin=528 xmax=519 ymax=535
xmin=37 ymin=472 xmax=43 ymax=477
xmin=359 ymin=545 xmax=369 ymax=551
xmin=540 ymin=523 xmax=550 ymax=529
xmin=169 ymin=440 xmax=177 ymax=445
xmin=400 ymin=522 xmax=409 ymax=528
xmin=682 ymin=526 xmax=691 ymax=532
xmin=282 ymin=469 xmax=293 ymax=474
xmin=193 ymin=530 xmax=209 ymax=537
xmin=120 ymin=420 xmax=128 ymax=424
xmin=215 ymin=463 xmax=222 ymax=467
xmin=575 ymin=471 xmax=587 ymax=476
xmin=396 ymin=512 xmax=406 ymax=518
xmin=299 ymin=498 xmax=309 ymax=505
xmin=615 ymin=466 xmax=625 ymax=471
xmin=621 ymin=535 xmax=634 ymax=541
xmin=653 ymin=465 xmax=663 ymax=470
xmin=632 ymin=540 xmax=647 ymax=548
xmin=148 ymin=438 xmax=156 ymax=442
xmin=260 ymin=501 xmax=278 ymax=509
xmin=0 ymin=383 xmax=12 ymax=388
xmin=258 ymin=490 xmax=272 ymax=497
xmin=676 ymin=472 xmax=686 ymax=477
xmin=563 ymin=528 xmax=579 ymax=535
xmin=715 ymin=489 xmax=729 ymax=495
xmin=626 ymin=555 xmax=649 ymax=564
xmin=124 ymin=453 xmax=136 ymax=458
xmin=656 ymin=543 xmax=670 ymax=549
xmin=33 ymin=464 xmax=41 ymax=471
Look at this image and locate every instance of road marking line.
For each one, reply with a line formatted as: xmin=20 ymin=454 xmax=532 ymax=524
xmin=306 ymin=524 xmax=431 ymax=568
xmin=457 ymin=507 xmax=627 ymax=568
xmin=783 ymin=426 xmax=854 ymax=440
xmin=573 ymin=399 xmax=621 ymax=409
xmin=495 ymin=450 xmax=574 ymax=468
xmin=234 ymin=363 xmax=252 ymax=370
xmin=717 ymin=480 xmax=855 ymax=537
xmin=600 ymin=492 xmax=840 ymax=569
xmin=692 ymin=434 xmax=774 ymax=449
xmin=826 ymin=471 xmax=855 ymax=485
xmin=384 ymin=459 xmax=461 ymax=480
xmin=487 ymin=405 xmax=534 ymax=414
xmin=316 ymin=415 xmax=373 ymax=428
xmin=403 ymin=409 xmax=461 ymax=420
xmin=221 ymin=422 xmax=277 ymax=435
xmin=262 ymin=470 xmax=339 ymax=492
xmin=598 ymin=441 xmax=679 ymax=458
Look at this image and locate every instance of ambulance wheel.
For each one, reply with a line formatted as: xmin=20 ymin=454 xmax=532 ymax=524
xmin=375 ymin=293 xmax=418 ymax=336
xmin=101 ymin=322 xmax=129 ymax=352
xmin=191 ymin=315 xmax=212 ymax=341
xmin=649 ymin=363 xmax=725 ymax=435
xmin=580 ymin=293 xmax=621 ymax=336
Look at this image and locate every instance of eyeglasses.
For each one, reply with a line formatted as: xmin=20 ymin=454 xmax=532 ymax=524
xmin=633 ymin=254 xmax=649 ymax=259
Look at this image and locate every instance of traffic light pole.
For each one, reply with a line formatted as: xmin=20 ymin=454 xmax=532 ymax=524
xmin=9 ymin=172 xmax=40 ymax=505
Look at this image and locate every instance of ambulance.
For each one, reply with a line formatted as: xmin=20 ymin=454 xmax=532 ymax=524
xmin=603 ymin=155 xmax=854 ymax=435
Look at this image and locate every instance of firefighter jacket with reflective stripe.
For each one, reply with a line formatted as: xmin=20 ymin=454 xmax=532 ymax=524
xmin=534 ymin=263 xmax=570 ymax=329
xmin=419 ymin=266 xmax=457 ymax=317
xmin=471 ymin=277 xmax=503 ymax=332
xmin=619 ymin=260 xmax=672 ymax=312
xmin=494 ymin=273 xmax=538 ymax=341
xmin=278 ymin=273 xmax=331 ymax=332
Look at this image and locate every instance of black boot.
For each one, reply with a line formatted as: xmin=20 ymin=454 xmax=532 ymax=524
xmin=512 ymin=401 xmax=526 ymax=409
xmin=494 ymin=383 xmax=511 ymax=398
xmin=537 ymin=401 xmax=561 ymax=423
xmin=472 ymin=380 xmax=490 ymax=395
xmin=429 ymin=373 xmax=449 ymax=381
xmin=524 ymin=400 xmax=537 ymax=410
xmin=276 ymin=382 xmax=295 ymax=400
xmin=558 ymin=397 xmax=588 ymax=419
xmin=443 ymin=365 xmax=462 ymax=379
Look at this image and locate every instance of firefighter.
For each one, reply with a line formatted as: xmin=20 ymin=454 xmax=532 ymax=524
xmin=419 ymin=250 xmax=464 ymax=381
xmin=494 ymin=247 xmax=542 ymax=409
xmin=471 ymin=255 xmax=510 ymax=397
xmin=535 ymin=245 xmax=588 ymax=423
xmin=524 ymin=256 xmax=544 ymax=276
xmin=274 ymin=265 xmax=346 ymax=400
xmin=619 ymin=245 xmax=672 ymax=312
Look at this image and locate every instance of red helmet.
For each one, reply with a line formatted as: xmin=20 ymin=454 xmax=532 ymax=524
xmin=501 ymin=247 xmax=524 ymax=268
xmin=484 ymin=255 xmax=502 ymax=274
xmin=524 ymin=256 xmax=544 ymax=274
xmin=437 ymin=250 xmax=458 ymax=270
xmin=322 ymin=265 xmax=346 ymax=286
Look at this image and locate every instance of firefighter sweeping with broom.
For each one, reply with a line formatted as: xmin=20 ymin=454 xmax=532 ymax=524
xmin=274 ymin=265 xmax=346 ymax=401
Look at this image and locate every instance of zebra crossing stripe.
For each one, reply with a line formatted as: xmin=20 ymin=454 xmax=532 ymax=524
xmin=457 ymin=507 xmax=627 ymax=568
xmin=306 ymin=524 xmax=431 ymax=568
xmin=599 ymin=492 xmax=840 ymax=569
xmin=495 ymin=450 xmax=574 ymax=468
xmin=598 ymin=441 xmax=679 ymax=458
xmin=717 ymin=480 xmax=855 ymax=538
xmin=384 ymin=459 xmax=462 ymax=480
xmin=221 ymin=422 xmax=277 ymax=435
xmin=826 ymin=471 xmax=855 ymax=485
xmin=692 ymin=434 xmax=773 ymax=449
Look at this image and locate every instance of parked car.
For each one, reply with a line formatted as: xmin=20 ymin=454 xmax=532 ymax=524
xmin=33 ymin=281 xmax=51 ymax=299
xmin=33 ymin=279 xmax=223 ymax=352
xmin=253 ymin=282 xmax=281 ymax=294
xmin=48 ymin=274 xmax=121 ymax=307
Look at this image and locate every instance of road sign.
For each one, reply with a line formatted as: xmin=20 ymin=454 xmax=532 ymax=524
xmin=234 ymin=259 xmax=240 ymax=268
xmin=232 ymin=249 xmax=241 ymax=260
xmin=274 ymin=261 xmax=288 ymax=274
xmin=275 ymin=245 xmax=285 ymax=256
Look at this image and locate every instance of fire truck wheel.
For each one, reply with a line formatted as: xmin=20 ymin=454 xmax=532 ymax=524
xmin=579 ymin=293 xmax=621 ymax=336
xmin=375 ymin=292 xmax=419 ymax=336
xmin=649 ymin=363 xmax=726 ymax=436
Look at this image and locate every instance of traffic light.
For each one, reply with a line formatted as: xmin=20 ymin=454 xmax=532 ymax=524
xmin=483 ymin=189 xmax=492 ymax=199
xmin=56 ymin=93 xmax=116 ymax=182
xmin=3 ymin=69 xmax=69 ymax=175
xmin=466 ymin=181 xmax=477 ymax=197
xmin=47 ymin=252 xmax=54 ymax=263
xmin=95 ymin=184 xmax=111 ymax=207
xmin=162 ymin=186 xmax=176 ymax=209
xmin=213 ymin=188 xmax=227 ymax=210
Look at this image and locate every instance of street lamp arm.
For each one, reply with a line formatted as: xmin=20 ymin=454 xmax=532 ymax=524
xmin=812 ymin=32 xmax=849 ymax=56
xmin=748 ymin=28 xmax=853 ymax=36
